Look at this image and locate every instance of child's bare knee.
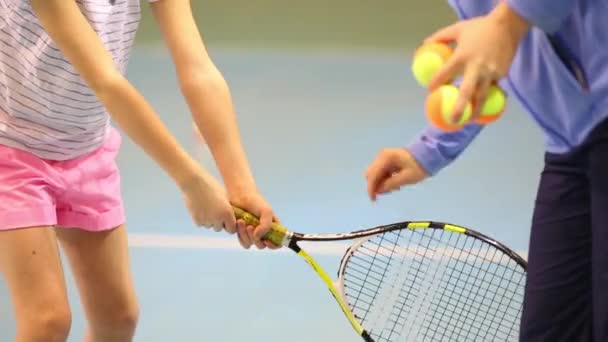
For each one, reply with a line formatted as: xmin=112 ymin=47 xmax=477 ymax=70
xmin=89 ymin=301 xmax=140 ymax=339
xmin=21 ymin=304 xmax=72 ymax=341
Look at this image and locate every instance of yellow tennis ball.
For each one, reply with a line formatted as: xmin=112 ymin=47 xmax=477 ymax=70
xmin=475 ymin=85 xmax=507 ymax=125
xmin=412 ymin=43 xmax=453 ymax=87
xmin=426 ymin=85 xmax=473 ymax=132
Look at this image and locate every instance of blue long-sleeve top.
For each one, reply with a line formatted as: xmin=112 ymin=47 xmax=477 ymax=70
xmin=408 ymin=0 xmax=608 ymax=175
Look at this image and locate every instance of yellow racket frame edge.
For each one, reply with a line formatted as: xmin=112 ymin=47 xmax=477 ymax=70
xmin=232 ymin=207 xmax=369 ymax=339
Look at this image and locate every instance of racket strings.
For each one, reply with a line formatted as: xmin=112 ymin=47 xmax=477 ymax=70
xmin=341 ymin=227 xmax=526 ymax=341
xmin=410 ymin=230 xmax=525 ymax=341
xmin=346 ymin=230 xmax=405 ymax=323
xmin=423 ymin=233 xmax=524 ymax=342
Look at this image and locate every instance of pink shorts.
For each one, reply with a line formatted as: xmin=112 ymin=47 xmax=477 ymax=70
xmin=0 ymin=127 xmax=125 ymax=231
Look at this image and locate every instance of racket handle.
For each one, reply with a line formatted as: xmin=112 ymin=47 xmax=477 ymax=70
xmin=232 ymin=207 xmax=289 ymax=247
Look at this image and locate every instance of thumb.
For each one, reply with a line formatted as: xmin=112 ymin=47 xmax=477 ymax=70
xmin=223 ymin=205 xmax=237 ymax=234
xmin=424 ymin=22 xmax=462 ymax=45
xmin=254 ymin=207 xmax=273 ymax=240
xmin=377 ymin=169 xmax=419 ymax=194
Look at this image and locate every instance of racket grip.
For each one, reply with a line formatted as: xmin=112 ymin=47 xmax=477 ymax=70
xmin=233 ymin=207 xmax=289 ymax=247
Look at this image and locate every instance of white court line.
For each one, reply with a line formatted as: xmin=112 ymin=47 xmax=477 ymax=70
xmin=127 ymin=233 xmax=528 ymax=260
xmin=127 ymin=233 xmax=349 ymax=255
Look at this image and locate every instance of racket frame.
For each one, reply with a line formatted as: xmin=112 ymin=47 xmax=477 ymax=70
xmin=233 ymin=207 xmax=527 ymax=342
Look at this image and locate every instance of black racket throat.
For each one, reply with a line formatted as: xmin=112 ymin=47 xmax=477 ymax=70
xmin=287 ymin=239 xmax=301 ymax=252
xmin=361 ymin=331 xmax=374 ymax=342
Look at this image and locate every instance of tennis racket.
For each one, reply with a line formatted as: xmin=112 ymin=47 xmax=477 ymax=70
xmin=233 ymin=207 xmax=527 ymax=341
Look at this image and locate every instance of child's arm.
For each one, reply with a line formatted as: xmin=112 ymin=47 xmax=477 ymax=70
xmin=148 ymin=0 xmax=277 ymax=249
xmin=149 ymin=0 xmax=257 ymax=196
xmin=31 ymin=0 xmax=200 ymax=188
xmin=31 ymin=0 xmax=242 ymax=233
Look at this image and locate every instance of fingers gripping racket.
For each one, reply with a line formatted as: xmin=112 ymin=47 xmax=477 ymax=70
xmin=234 ymin=207 xmax=527 ymax=342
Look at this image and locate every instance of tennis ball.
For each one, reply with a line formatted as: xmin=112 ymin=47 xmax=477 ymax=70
xmin=412 ymin=43 xmax=453 ymax=87
xmin=474 ymin=85 xmax=507 ymax=125
xmin=426 ymin=85 xmax=473 ymax=132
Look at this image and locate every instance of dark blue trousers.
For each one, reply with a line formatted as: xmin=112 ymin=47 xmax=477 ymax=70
xmin=520 ymin=119 xmax=608 ymax=341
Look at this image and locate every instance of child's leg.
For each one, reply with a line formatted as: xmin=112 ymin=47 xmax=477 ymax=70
xmin=0 ymin=143 xmax=74 ymax=341
xmin=55 ymin=225 xmax=138 ymax=342
xmin=53 ymin=127 xmax=138 ymax=342
xmin=0 ymin=227 xmax=72 ymax=342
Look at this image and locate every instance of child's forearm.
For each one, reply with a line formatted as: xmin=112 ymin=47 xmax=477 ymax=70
xmin=146 ymin=0 xmax=258 ymax=194
xmin=99 ymin=76 xmax=203 ymax=189
xmin=180 ymin=69 xmax=257 ymax=193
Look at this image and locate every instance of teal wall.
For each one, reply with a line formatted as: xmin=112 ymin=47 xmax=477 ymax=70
xmin=136 ymin=1 xmax=457 ymax=49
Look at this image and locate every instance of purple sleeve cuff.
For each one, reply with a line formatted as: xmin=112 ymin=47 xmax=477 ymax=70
xmin=406 ymin=124 xmax=484 ymax=176
xmin=506 ymin=0 xmax=577 ymax=33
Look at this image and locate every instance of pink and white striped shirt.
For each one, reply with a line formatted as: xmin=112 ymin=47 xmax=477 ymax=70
xmin=0 ymin=0 xmax=156 ymax=160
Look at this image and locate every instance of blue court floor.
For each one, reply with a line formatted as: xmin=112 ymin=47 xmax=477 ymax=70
xmin=0 ymin=46 xmax=543 ymax=341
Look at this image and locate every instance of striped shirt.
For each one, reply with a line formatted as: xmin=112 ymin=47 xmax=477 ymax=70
xmin=0 ymin=0 xmax=156 ymax=160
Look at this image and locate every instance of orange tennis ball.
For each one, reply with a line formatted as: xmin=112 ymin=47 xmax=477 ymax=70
xmin=474 ymin=85 xmax=507 ymax=125
xmin=426 ymin=85 xmax=473 ymax=132
xmin=412 ymin=43 xmax=454 ymax=87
